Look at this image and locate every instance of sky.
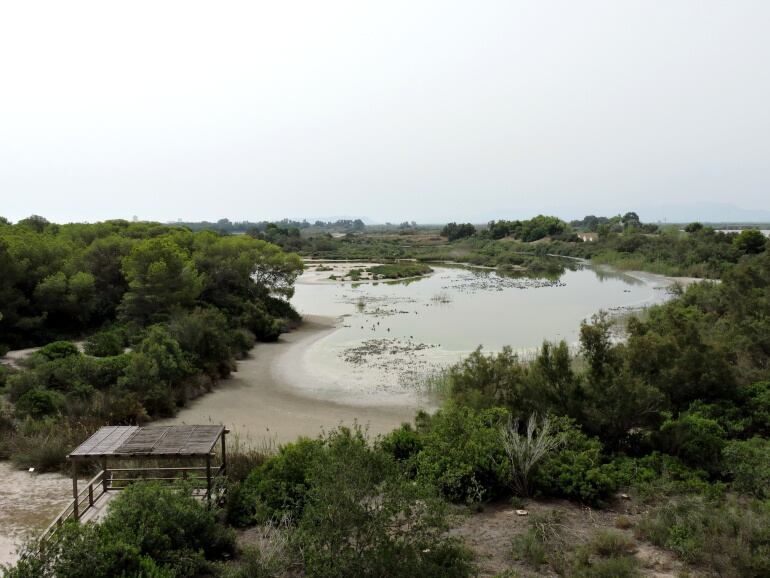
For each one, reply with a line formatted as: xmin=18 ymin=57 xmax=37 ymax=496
xmin=1 ymin=0 xmax=769 ymax=224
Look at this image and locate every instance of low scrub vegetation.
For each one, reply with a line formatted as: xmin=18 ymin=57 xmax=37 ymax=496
xmin=227 ymin=426 xmax=474 ymax=578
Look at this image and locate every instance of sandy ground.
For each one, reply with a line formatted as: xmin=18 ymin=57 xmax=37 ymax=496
xmin=1 ymin=341 xmax=86 ymax=369
xmin=1 ymin=347 xmax=42 ymax=369
xmin=452 ymin=498 xmax=684 ymax=577
xmin=166 ymin=316 xmax=417 ymax=447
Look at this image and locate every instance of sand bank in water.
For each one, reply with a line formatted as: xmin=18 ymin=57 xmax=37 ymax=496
xmin=166 ymin=315 xmax=418 ymax=446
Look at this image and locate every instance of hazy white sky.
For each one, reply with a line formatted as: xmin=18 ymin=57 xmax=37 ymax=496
xmin=1 ymin=0 xmax=769 ymax=223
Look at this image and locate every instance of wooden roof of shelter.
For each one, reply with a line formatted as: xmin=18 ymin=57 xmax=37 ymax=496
xmin=68 ymin=425 xmax=225 ymax=460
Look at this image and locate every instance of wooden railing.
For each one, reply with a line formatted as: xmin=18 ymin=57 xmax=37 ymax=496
xmin=40 ymin=470 xmax=107 ymax=542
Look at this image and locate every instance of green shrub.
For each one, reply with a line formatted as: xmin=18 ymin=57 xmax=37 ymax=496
xmin=657 ymin=412 xmax=726 ymax=475
xmin=722 ymin=437 xmax=770 ymax=498
xmin=229 ymin=328 xmax=256 ymax=358
xmin=232 ymin=437 xmax=324 ymax=526
xmin=513 ymin=514 xmax=641 ymax=577
xmin=3 ymin=522 xmax=173 ymax=578
xmin=84 ymin=330 xmax=124 ymax=357
xmin=36 ymin=341 xmax=80 ymax=361
xmin=168 ymin=308 xmax=233 ymax=377
xmin=532 ymin=423 xmax=618 ymax=505
xmin=240 ymin=301 xmax=283 ymax=342
xmin=572 ymin=553 xmax=640 ymax=578
xmin=15 ymin=388 xmax=63 ymax=418
xmin=612 ymin=452 xmax=712 ymax=499
xmin=6 ymin=369 xmax=42 ymax=402
xmin=413 ymin=405 xmax=509 ymax=503
xmin=378 ymin=422 xmax=423 ymax=462
xmin=588 ymin=530 xmax=636 ymax=558
xmin=366 ymin=262 xmax=432 ymax=279
xmin=739 ymin=381 xmax=770 ymax=436
xmin=5 ymin=482 xmax=234 ymax=577
xmin=101 ymin=482 xmax=235 ymax=575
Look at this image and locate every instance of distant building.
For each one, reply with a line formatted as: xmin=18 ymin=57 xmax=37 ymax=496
xmin=578 ymin=232 xmax=599 ymax=242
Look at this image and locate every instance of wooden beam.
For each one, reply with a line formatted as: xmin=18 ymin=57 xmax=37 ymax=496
xmin=220 ymin=430 xmax=227 ymax=476
xmin=71 ymin=461 xmax=79 ymax=521
xmin=205 ymin=454 xmax=212 ymax=507
xmin=102 ymin=458 xmax=109 ymax=493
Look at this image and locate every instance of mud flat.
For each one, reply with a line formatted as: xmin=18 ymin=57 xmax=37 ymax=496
xmin=166 ymin=315 xmax=418 ymax=446
xmin=0 ymin=462 xmax=73 ymax=566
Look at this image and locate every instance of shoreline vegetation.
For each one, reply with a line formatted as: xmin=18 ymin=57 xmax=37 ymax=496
xmin=2 ymin=213 xmax=770 ymax=577
xmin=246 ymin=213 xmax=768 ymax=280
xmin=0 ymin=217 xmax=304 ymax=474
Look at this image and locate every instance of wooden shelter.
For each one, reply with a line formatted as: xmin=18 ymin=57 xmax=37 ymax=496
xmin=43 ymin=425 xmax=228 ymax=541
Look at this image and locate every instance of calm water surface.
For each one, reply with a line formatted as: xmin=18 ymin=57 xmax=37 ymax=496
xmin=285 ymin=263 xmax=676 ymax=406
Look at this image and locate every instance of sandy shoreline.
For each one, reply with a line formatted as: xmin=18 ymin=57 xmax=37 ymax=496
xmin=165 ymin=315 xmax=417 ymax=446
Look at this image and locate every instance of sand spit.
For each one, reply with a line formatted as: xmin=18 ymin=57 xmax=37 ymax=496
xmin=165 ymin=316 xmax=416 ymax=446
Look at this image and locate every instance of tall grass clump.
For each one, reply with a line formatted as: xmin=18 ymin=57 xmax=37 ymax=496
xmin=499 ymin=414 xmax=564 ymax=497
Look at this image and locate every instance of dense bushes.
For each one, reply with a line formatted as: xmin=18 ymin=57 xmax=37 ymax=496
xmin=0 ymin=219 xmax=302 ymax=351
xmin=378 ymin=408 xmax=621 ymax=507
xmin=294 ymin=429 xmax=472 ymax=578
xmin=440 ymin=222 xmax=476 ymax=241
xmin=230 ymin=437 xmax=323 ymax=526
xmin=102 ymin=483 xmax=235 ymax=572
xmin=83 ymin=330 xmax=124 ymax=357
xmin=227 ymin=427 xmax=474 ymax=578
xmin=0 ymin=219 xmax=303 ymax=471
xmin=721 ymin=437 xmax=770 ymax=498
xmin=410 ymin=405 xmax=509 ymax=504
xmin=532 ymin=423 xmax=618 ymax=505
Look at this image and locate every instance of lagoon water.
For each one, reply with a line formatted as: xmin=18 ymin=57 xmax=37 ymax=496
xmin=284 ymin=263 xmax=676 ymax=407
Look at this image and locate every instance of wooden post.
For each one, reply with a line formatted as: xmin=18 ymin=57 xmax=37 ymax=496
xmin=220 ymin=430 xmax=227 ymax=475
xmin=102 ymin=458 xmax=109 ymax=492
xmin=206 ymin=454 xmax=212 ymax=506
xmin=71 ymin=461 xmax=79 ymax=521
xmin=88 ymin=483 xmax=94 ymax=507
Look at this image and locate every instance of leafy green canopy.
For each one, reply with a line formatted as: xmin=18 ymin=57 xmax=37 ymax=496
xmin=0 ymin=219 xmax=302 ymax=350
